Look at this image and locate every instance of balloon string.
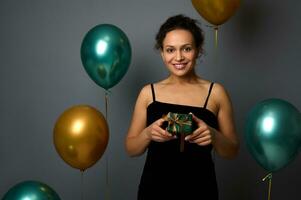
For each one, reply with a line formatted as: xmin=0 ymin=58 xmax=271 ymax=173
xmin=205 ymin=24 xmax=219 ymax=48
xmin=206 ymin=25 xmax=219 ymax=67
xmin=105 ymin=90 xmax=111 ymax=119
xmin=214 ymin=26 xmax=218 ymax=49
xmin=262 ymin=173 xmax=272 ymax=200
xmin=105 ymin=90 xmax=111 ymax=200
xmin=214 ymin=26 xmax=219 ymax=69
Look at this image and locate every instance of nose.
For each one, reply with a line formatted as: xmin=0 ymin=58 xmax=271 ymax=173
xmin=175 ymin=50 xmax=184 ymax=61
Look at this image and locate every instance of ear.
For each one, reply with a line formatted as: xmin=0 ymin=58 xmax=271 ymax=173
xmin=160 ymin=48 xmax=164 ymax=59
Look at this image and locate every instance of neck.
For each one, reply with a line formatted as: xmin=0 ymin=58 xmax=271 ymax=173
xmin=166 ymin=71 xmax=200 ymax=85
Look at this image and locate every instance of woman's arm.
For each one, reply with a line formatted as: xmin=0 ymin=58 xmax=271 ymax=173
xmin=125 ymin=85 xmax=174 ymax=157
xmin=185 ymin=83 xmax=239 ymax=159
xmin=213 ymin=83 xmax=239 ymax=158
xmin=125 ymin=85 xmax=151 ymax=157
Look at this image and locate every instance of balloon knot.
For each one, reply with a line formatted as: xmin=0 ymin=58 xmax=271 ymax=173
xmin=262 ymin=173 xmax=272 ymax=182
xmin=205 ymin=24 xmax=219 ymax=30
xmin=105 ymin=90 xmax=112 ymax=96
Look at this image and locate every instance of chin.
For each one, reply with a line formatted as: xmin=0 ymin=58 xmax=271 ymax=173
xmin=171 ymin=71 xmax=191 ymax=77
xmin=171 ymin=67 xmax=193 ymax=76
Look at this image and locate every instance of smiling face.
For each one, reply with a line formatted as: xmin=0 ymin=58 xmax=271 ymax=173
xmin=161 ymin=29 xmax=198 ymax=77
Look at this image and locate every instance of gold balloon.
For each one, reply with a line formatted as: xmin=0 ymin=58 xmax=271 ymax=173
xmin=191 ymin=0 xmax=240 ymax=26
xmin=53 ymin=105 xmax=109 ymax=171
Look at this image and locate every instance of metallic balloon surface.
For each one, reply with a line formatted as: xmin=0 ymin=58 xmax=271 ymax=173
xmin=191 ymin=0 xmax=240 ymax=25
xmin=2 ymin=180 xmax=61 ymax=200
xmin=53 ymin=105 xmax=109 ymax=171
xmin=80 ymin=24 xmax=131 ymax=90
xmin=245 ymin=98 xmax=301 ymax=172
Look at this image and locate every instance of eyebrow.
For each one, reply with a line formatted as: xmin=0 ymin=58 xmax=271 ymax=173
xmin=164 ymin=44 xmax=193 ymax=48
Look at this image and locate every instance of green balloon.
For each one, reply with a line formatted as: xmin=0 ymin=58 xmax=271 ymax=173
xmin=80 ymin=24 xmax=131 ymax=90
xmin=245 ymin=98 xmax=301 ymax=172
xmin=2 ymin=180 xmax=61 ymax=200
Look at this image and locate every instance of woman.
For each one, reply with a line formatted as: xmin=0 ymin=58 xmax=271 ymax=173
xmin=125 ymin=14 xmax=239 ymax=200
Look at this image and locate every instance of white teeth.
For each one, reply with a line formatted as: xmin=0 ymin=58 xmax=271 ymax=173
xmin=174 ymin=64 xmax=186 ymax=70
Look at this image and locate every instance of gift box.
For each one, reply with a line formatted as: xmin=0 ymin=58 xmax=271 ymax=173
xmin=163 ymin=112 xmax=194 ymax=152
xmin=163 ymin=112 xmax=193 ymax=136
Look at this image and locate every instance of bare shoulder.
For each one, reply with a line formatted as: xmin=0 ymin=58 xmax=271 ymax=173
xmin=137 ymin=84 xmax=153 ymax=107
xmin=211 ymin=82 xmax=232 ymax=106
xmin=212 ymin=82 xmax=228 ymax=94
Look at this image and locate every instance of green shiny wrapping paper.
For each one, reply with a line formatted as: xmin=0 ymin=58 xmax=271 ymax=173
xmin=165 ymin=112 xmax=193 ymax=135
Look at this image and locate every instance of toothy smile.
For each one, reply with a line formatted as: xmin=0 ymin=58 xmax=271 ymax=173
xmin=173 ymin=63 xmax=187 ymax=70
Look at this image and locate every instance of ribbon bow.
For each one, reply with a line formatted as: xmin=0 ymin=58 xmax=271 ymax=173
xmin=164 ymin=112 xmax=192 ymax=134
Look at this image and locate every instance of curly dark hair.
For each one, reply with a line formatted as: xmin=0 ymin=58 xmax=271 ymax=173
xmin=155 ymin=14 xmax=204 ymax=55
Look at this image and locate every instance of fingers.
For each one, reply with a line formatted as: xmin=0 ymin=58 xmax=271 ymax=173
xmin=148 ymin=118 xmax=176 ymax=142
xmin=150 ymin=129 xmax=175 ymax=142
xmin=156 ymin=118 xmax=165 ymax=126
xmin=191 ymin=112 xmax=199 ymax=122
xmin=185 ymin=122 xmax=215 ymax=145
xmin=151 ymin=134 xmax=175 ymax=142
xmin=186 ymin=129 xmax=209 ymax=140
xmin=191 ymin=112 xmax=204 ymax=125
xmin=187 ymin=133 xmax=212 ymax=145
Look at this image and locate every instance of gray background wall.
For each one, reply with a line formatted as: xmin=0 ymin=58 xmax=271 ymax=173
xmin=1 ymin=0 xmax=301 ymax=199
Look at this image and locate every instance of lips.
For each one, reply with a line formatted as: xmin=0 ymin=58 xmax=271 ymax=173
xmin=173 ymin=63 xmax=187 ymax=70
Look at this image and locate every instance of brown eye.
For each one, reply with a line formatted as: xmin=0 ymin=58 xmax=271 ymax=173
xmin=183 ymin=47 xmax=192 ymax=52
xmin=166 ymin=48 xmax=175 ymax=53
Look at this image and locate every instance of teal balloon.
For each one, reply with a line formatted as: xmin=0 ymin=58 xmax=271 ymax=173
xmin=245 ymin=98 xmax=301 ymax=172
xmin=2 ymin=180 xmax=61 ymax=200
xmin=80 ymin=24 xmax=131 ymax=90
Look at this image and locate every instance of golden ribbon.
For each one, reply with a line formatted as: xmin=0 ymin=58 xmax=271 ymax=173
xmin=165 ymin=113 xmax=192 ymax=133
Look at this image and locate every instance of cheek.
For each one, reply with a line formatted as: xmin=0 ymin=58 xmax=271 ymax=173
xmin=162 ymin=54 xmax=173 ymax=63
xmin=189 ymin=52 xmax=198 ymax=61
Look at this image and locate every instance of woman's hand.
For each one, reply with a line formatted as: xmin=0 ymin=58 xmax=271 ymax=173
xmin=185 ymin=113 xmax=216 ymax=146
xmin=145 ymin=118 xmax=176 ymax=142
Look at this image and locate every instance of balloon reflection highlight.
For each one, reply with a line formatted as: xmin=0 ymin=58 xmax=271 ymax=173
xmin=262 ymin=116 xmax=275 ymax=133
xmin=72 ymin=120 xmax=84 ymax=134
xmin=96 ymin=40 xmax=108 ymax=55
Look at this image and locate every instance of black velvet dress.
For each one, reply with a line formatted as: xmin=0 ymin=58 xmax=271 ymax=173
xmin=138 ymin=83 xmax=219 ymax=200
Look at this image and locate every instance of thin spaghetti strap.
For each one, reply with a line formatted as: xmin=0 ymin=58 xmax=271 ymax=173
xmin=203 ymin=82 xmax=214 ymax=108
xmin=150 ymin=83 xmax=156 ymax=102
